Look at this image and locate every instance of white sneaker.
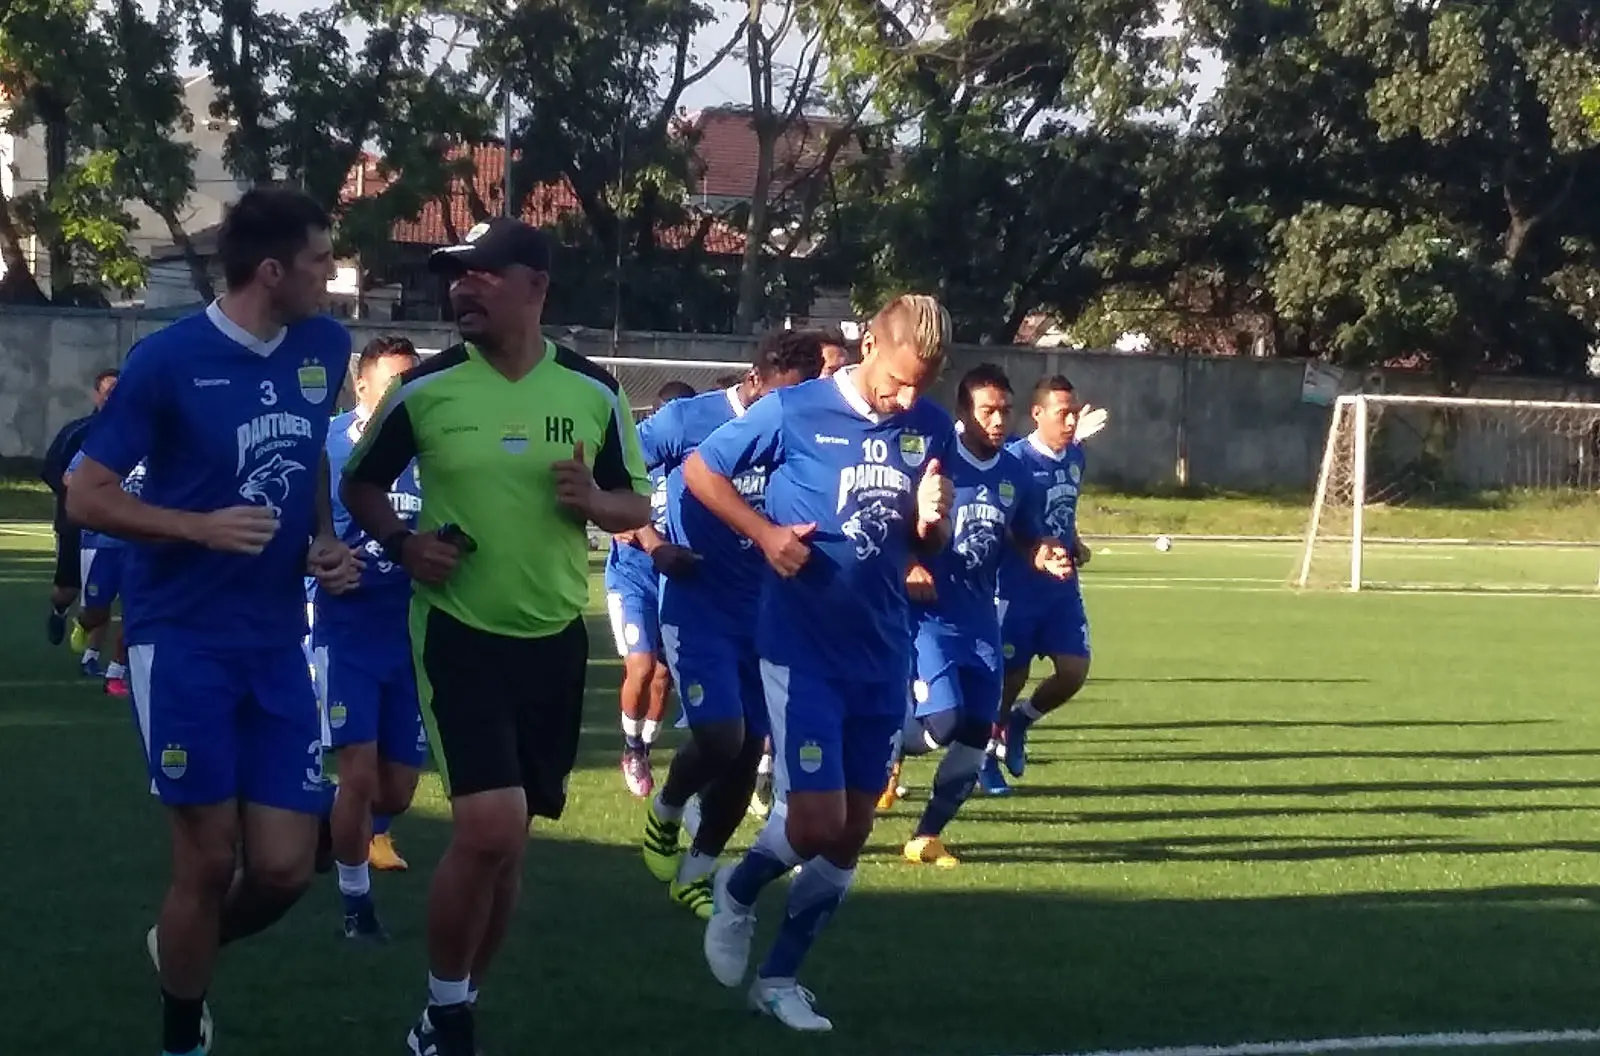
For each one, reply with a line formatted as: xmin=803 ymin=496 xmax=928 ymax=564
xmin=748 ymin=977 xmax=833 ymax=1032
xmin=147 ymin=925 xmax=215 ymax=1054
xmin=682 ymin=795 xmax=702 ymax=841
xmin=703 ymin=866 xmax=757 ymax=987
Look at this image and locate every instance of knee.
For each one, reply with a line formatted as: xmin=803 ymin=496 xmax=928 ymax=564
xmin=451 ymin=793 xmax=531 ymax=862
xmin=919 ymin=711 xmax=959 ymax=750
xmin=243 ymin=857 xmax=312 ymax=904
xmin=952 ymin=714 xmax=991 ymax=751
xmin=785 ymin=795 xmax=847 ymax=855
xmin=376 ymin=772 xmax=419 ymax=817
xmin=622 ymin=653 xmax=656 ymax=685
xmin=1051 ymin=656 xmax=1090 ymax=692
xmin=175 ymin=842 xmax=239 ymax=898
xmin=691 ymin=719 xmax=748 ymax=768
xmin=336 ymin=766 xmax=379 ymax=805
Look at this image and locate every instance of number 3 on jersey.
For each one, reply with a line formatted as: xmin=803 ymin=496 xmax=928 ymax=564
xmin=260 ymin=380 xmax=278 ymax=406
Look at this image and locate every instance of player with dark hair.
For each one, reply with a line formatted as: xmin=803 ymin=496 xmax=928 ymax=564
xmin=67 ymin=184 xmax=360 ymax=1056
xmin=313 ymin=335 xmax=425 ymax=938
xmin=691 ymin=294 xmax=956 ymax=1030
xmin=342 ymin=217 xmax=651 ymax=1056
xmin=43 ymin=368 xmax=119 ymax=647
xmin=986 ymin=373 xmax=1096 ymax=795
xmin=809 ymin=326 xmax=852 ymax=378
xmin=607 ymin=380 xmax=696 ymax=797
xmin=887 ymin=365 xmax=1072 ymax=861
xmin=638 ymin=330 xmax=826 ymax=919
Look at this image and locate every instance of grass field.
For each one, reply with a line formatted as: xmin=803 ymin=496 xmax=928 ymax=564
xmin=4 ymin=518 xmax=1600 ymax=1056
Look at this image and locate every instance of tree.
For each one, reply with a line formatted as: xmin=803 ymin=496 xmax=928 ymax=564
xmin=817 ymin=0 xmax=1192 ymax=343
xmin=1184 ymin=0 xmax=1600 ymax=388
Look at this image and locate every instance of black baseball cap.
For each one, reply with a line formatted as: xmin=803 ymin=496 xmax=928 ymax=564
xmin=428 ymin=217 xmax=552 ymax=275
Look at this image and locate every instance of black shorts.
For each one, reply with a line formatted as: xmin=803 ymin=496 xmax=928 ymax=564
xmin=416 ymin=604 xmax=589 ymax=819
xmin=52 ymin=522 xmax=82 ymax=590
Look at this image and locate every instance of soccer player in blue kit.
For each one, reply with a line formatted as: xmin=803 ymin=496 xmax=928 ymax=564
xmin=685 ymin=294 xmax=956 ymax=1031
xmin=66 ymin=187 xmax=362 ymax=1056
xmin=607 ymin=380 xmax=696 ymax=798
xmin=637 ymin=331 xmax=826 ymax=919
xmin=988 ymin=374 xmax=1095 ymax=794
xmin=62 ymin=449 xmax=146 ymax=696
xmin=893 ymin=365 xmax=1074 ymax=864
xmin=314 ymin=336 xmax=426 ymax=941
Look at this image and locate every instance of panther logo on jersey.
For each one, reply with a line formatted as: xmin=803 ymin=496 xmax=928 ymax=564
xmin=240 ymin=454 xmax=307 ymax=517
xmin=841 ymin=499 xmax=901 ymax=560
xmin=957 ymin=518 xmax=1001 ymax=571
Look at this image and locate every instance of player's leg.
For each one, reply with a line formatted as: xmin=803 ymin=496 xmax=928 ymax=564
xmin=130 ymin=642 xmax=240 ymax=1056
xmin=907 ymin=666 xmax=998 ymax=865
xmin=370 ymin=653 xmax=426 ymax=874
xmin=98 ymin=552 xmax=130 ymax=695
xmin=746 ymin=682 xmax=901 ymax=1031
xmin=671 ymin=649 xmax=768 ymax=917
xmin=322 ymin=647 xmax=390 ymax=938
xmin=45 ymin=520 xmax=80 ymax=644
xmin=750 ymin=735 xmax=775 ymax=818
xmin=74 ymin=547 xmax=112 ymax=675
xmin=989 ymin=599 xmax=1035 ymax=794
xmin=1004 ymin=583 xmax=1091 ymax=777
xmin=609 ymin=589 xmax=661 ymax=797
xmin=405 ymin=608 xmax=558 ymax=1056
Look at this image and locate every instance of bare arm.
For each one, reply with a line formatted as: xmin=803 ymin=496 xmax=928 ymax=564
xmin=586 ymin=490 xmax=651 ymax=534
xmin=341 ymin=476 xmax=406 ymax=545
xmin=913 ymin=517 xmax=951 ymax=555
xmin=315 ymin=450 xmax=337 ymax=538
xmin=683 ymin=451 xmax=776 ymax=544
xmin=67 ymin=457 xmax=202 ymax=544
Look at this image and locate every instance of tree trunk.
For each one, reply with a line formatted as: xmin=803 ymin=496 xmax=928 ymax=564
xmin=44 ymin=114 xmax=72 ymax=298
xmin=735 ymin=129 xmax=776 ymax=332
xmin=158 ymin=206 xmax=216 ymax=303
xmin=0 ymin=196 xmax=48 ymax=304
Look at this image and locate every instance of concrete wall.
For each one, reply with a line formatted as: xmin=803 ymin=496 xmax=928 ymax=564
xmin=5 ymin=303 xmax=1599 ymax=491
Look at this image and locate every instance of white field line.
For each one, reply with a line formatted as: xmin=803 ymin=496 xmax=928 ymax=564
xmin=1028 ymin=1026 xmax=1600 ymax=1056
xmin=1090 ymin=579 xmax=1600 ymax=599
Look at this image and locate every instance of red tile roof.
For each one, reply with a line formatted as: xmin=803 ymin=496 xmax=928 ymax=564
xmin=680 ymin=106 xmax=861 ymax=201
xmin=342 ymin=144 xmax=747 ymax=254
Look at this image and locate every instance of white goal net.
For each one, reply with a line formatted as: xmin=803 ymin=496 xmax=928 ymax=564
xmin=1295 ymin=393 xmax=1600 ymax=593
xmin=592 ymin=357 xmax=746 ymax=420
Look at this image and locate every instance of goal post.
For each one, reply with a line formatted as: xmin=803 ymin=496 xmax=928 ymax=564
xmin=1295 ymin=392 xmax=1600 ymax=593
xmin=590 ymin=356 xmax=747 ymax=420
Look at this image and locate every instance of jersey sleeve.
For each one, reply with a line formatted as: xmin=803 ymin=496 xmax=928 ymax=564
xmin=636 ymin=402 xmax=682 ymax=473
xmin=80 ymin=344 xmax=161 ymax=476
xmin=594 ymin=389 xmax=652 ymax=496
xmin=66 ymin=450 xmax=86 ymax=475
xmin=1010 ymin=467 xmax=1045 ymax=543
xmin=696 ymin=390 xmax=786 ymax=477
xmin=345 ymin=380 xmax=417 ymax=488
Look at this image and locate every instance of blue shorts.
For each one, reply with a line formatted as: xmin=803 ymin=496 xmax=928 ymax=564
xmin=80 ymin=547 xmax=124 ymax=609
xmin=313 ymin=641 xmax=427 ymax=767
xmin=661 ymin=623 xmax=767 ymax=739
xmin=128 ymin=640 xmax=326 ymax=813
xmin=999 ymin=580 xmax=1090 ymax=670
xmin=913 ymin=637 xmax=1003 ymax=725
xmin=761 ymin=659 xmax=906 ymax=797
xmin=606 ymin=584 xmax=660 ymax=657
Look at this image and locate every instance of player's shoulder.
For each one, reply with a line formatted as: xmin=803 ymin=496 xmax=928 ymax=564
xmin=130 ymin=309 xmax=216 ymax=367
xmin=549 ymin=341 xmax=623 ymax=396
xmin=387 ymin=342 xmax=471 ymax=404
xmin=288 ymin=312 xmax=352 ymax=347
xmin=903 ymin=396 xmax=955 ymax=437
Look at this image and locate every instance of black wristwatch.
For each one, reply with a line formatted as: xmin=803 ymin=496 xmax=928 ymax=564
xmin=381 ymin=529 xmax=415 ymax=563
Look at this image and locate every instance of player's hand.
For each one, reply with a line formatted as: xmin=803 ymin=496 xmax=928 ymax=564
xmin=1072 ymin=538 xmax=1091 ymax=567
xmin=905 ymin=563 xmax=937 ymax=603
xmin=1032 ymin=538 xmax=1076 ymax=580
xmin=1075 ymin=405 xmax=1109 ymax=442
xmin=650 ymin=542 xmax=702 ymax=579
xmin=552 ymin=441 xmax=598 ymax=520
xmin=613 ymin=529 xmax=639 ymax=547
xmin=308 ymin=534 xmax=364 ymax=595
xmin=400 ymin=532 xmax=462 ymax=586
xmin=916 ymin=458 xmax=953 ymax=526
xmin=759 ymin=521 xmax=816 ymax=578
xmin=194 ymin=505 xmax=279 ymax=555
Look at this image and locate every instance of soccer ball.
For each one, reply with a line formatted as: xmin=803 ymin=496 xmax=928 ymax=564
xmin=1154 ymin=535 xmax=1173 ymax=552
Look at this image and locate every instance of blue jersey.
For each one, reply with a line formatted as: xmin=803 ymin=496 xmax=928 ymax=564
xmin=79 ymin=301 xmax=350 ymax=647
xmin=649 ymin=387 xmax=769 ymax=636
xmin=67 ymin=450 xmax=146 ymax=550
xmin=603 ymin=466 xmax=667 ymax=595
xmin=999 ymin=432 xmax=1086 ymax=601
xmin=313 ymin=410 xmax=420 ymax=643
xmin=694 ymin=369 xmax=956 ymax=683
xmin=914 ymin=442 xmax=1039 ymax=654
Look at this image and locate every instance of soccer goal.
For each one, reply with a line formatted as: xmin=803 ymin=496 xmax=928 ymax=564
xmin=1295 ymin=393 xmax=1600 ymax=593
xmin=592 ymin=356 xmax=745 ymax=420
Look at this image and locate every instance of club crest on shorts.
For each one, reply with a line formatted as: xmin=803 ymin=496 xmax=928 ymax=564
xmin=160 ymin=745 xmax=188 ymax=780
xmin=328 ymin=702 xmax=348 ymax=730
xmin=899 ymin=433 xmax=927 ymax=468
xmin=798 ymin=740 xmax=824 ymax=774
xmin=297 ymin=360 xmax=328 ymax=404
xmin=501 ymin=423 xmax=529 ymax=454
xmin=686 ymin=682 xmax=705 ymax=707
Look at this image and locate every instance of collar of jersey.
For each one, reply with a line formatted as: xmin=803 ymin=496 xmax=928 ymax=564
xmin=832 ymin=365 xmax=879 ymax=422
xmin=1027 ymin=431 xmax=1071 ymax=461
xmin=207 ymin=299 xmax=286 ymax=356
xmin=723 ymin=386 xmax=748 ymax=416
xmin=956 ymin=436 xmax=1000 ymax=471
xmin=464 ymin=338 xmax=556 ymax=378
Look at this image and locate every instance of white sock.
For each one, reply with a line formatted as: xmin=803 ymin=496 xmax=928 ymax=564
xmin=622 ymin=715 xmax=643 ymax=739
xmin=104 ymin=661 xmax=127 ymax=679
xmin=337 ymin=860 xmax=371 ymax=897
xmin=467 ymin=984 xmax=479 ymax=1006
xmin=641 ymin=718 xmax=661 ymax=745
xmin=652 ymin=792 xmax=683 ymax=823
xmin=756 ymin=752 xmax=773 ymax=776
xmin=676 ymin=847 xmax=718 ymax=886
xmin=428 ymin=973 xmax=471 ymax=1007
xmin=1019 ymin=699 xmax=1043 ymax=722
xmin=82 ymin=648 xmax=99 ymax=664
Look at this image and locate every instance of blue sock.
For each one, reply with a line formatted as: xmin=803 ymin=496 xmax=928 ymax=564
xmin=915 ymin=743 xmax=985 ymax=837
xmin=727 ymin=821 xmax=802 ymax=906
xmin=758 ymin=856 xmax=854 ymax=980
xmin=373 ymin=813 xmax=391 ymax=837
xmin=341 ymin=889 xmax=374 ymax=915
